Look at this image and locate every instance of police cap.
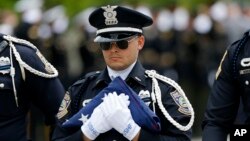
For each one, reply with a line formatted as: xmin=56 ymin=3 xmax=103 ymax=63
xmin=89 ymin=5 xmax=153 ymax=42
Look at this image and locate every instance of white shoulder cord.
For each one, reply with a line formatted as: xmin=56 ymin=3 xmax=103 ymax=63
xmin=145 ymin=70 xmax=194 ymax=131
xmin=9 ymin=45 xmax=18 ymax=106
xmin=3 ymin=35 xmax=58 ymax=107
xmin=3 ymin=35 xmax=58 ymax=78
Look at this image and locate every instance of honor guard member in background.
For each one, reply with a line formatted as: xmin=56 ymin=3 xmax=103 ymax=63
xmin=202 ymin=30 xmax=250 ymax=141
xmin=0 ymin=34 xmax=65 ymax=141
xmin=52 ymin=5 xmax=194 ymax=141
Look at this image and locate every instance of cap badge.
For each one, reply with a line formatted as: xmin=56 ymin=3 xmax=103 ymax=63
xmin=102 ymin=5 xmax=118 ymax=25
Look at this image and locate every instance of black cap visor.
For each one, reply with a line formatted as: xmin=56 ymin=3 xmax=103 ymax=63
xmin=94 ymin=32 xmax=138 ymax=42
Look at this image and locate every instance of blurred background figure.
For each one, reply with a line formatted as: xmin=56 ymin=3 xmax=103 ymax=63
xmin=72 ymin=7 xmax=98 ymax=77
xmin=14 ymin=0 xmax=43 ymax=46
xmin=40 ymin=5 xmax=69 ymax=87
xmin=0 ymin=10 xmax=18 ymax=35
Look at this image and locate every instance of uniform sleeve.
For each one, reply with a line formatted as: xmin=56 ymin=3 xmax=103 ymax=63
xmin=16 ymin=44 xmax=65 ymax=125
xmin=202 ymin=47 xmax=240 ymax=141
xmin=51 ymin=82 xmax=85 ymax=141
xmin=138 ymin=84 xmax=192 ymax=141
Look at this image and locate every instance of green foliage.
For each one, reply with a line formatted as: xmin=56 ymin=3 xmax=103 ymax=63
xmin=0 ymin=0 xmax=246 ymax=18
xmin=43 ymin=0 xmax=217 ymax=17
xmin=0 ymin=0 xmax=17 ymax=10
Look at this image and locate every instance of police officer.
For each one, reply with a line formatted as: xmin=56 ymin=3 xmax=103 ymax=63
xmin=0 ymin=34 xmax=65 ymax=141
xmin=202 ymin=30 xmax=250 ymax=141
xmin=52 ymin=5 xmax=194 ymax=141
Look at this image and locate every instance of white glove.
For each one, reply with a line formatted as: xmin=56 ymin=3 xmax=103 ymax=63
xmin=101 ymin=92 xmax=141 ymax=140
xmin=81 ymin=102 xmax=112 ymax=140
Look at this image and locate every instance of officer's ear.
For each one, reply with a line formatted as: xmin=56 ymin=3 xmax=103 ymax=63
xmin=138 ymin=35 xmax=145 ymax=50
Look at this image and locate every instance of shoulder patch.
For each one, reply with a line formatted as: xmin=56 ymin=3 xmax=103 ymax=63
xmin=170 ymin=90 xmax=191 ymax=115
xmin=57 ymin=92 xmax=71 ymax=119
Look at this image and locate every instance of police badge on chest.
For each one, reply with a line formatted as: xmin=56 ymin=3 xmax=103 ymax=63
xmin=0 ymin=57 xmax=10 ymax=74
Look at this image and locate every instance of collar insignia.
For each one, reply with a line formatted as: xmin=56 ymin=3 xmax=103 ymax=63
xmin=102 ymin=5 xmax=118 ymax=25
xmin=135 ymin=76 xmax=141 ymax=82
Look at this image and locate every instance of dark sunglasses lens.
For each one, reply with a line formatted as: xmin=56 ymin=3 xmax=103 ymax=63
xmin=100 ymin=42 xmax=111 ymax=50
xmin=116 ymin=40 xmax=128 ymax=49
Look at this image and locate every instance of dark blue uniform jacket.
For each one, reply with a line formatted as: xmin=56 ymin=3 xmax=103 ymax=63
xmin=0 ymin=34 xmax=65 ymax=141
xmin=52 ymin=61 xmax=192 ymax=141
xmin=202 ymin=30 xmax=250 ymax=141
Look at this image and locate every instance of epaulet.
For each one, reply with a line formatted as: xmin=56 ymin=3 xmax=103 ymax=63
xmin=2 ymin=34 xmax=58 ymax=78
xmin=3 ymin=35 xmax=37 ymax=51
xmin=71 ymin=71 xmax=101 ymax=86
xmin=2 ymin=34 xmax=59 ymax=107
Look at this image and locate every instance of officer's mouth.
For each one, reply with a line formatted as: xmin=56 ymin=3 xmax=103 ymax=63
xmin=109 ymin=56 xmax=122 ymax=61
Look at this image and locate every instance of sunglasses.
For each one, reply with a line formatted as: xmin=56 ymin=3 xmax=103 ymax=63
xmin=100 ymin=35 xmax=138 ymax=50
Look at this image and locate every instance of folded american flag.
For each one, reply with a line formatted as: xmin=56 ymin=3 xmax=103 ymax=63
xmin=62 ymin=76 xmax=161 ymax=133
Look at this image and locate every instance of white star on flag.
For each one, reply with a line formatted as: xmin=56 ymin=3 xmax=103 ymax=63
xmin=78 ymin=114 xmax=88 ymax=124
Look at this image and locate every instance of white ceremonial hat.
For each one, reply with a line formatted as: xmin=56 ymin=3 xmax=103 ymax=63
xmin=15 ymin=0 xmax=43 ymax=12
xmin=193 ymin=14 xmax=212 ymax=34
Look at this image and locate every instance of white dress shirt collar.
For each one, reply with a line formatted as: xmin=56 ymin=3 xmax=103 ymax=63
xmin=107 ymin=61 xmax=136 ymax=80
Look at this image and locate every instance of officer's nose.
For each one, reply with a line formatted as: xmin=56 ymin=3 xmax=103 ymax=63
xmin=110 ymin=42 xmax=119 ymax=51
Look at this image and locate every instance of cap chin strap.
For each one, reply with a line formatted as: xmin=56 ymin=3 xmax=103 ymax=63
xmin=3 ymin=35 xmax=58 ymax=107
xmin=145 ymin=70 xmax=194 ymax=131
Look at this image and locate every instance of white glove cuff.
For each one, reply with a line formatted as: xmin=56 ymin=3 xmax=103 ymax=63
xmin=123 ymin=120 xmax=141 ymax=140
xmin=81 ymin=121 xmax=100 ymax=140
